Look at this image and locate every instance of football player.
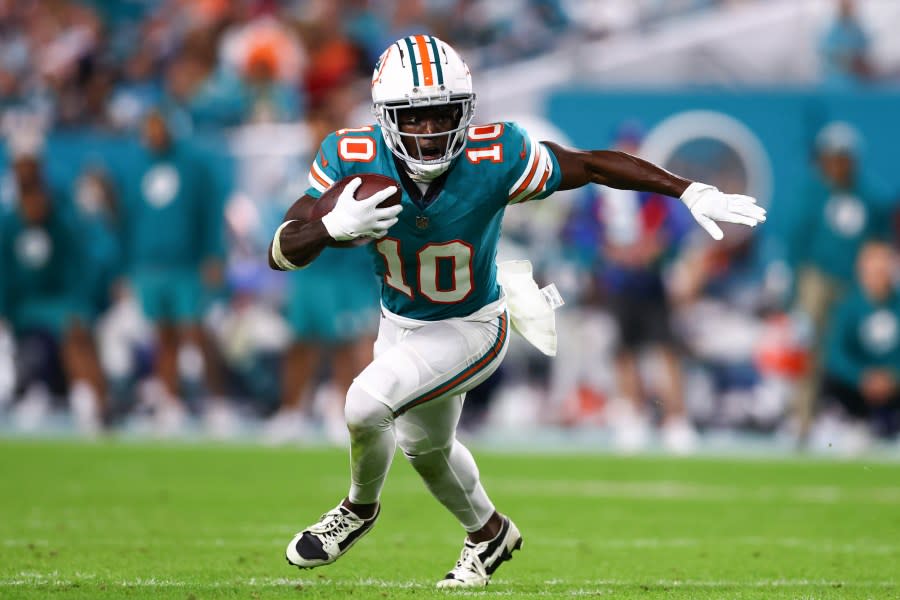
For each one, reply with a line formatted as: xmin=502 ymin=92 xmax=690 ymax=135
xmin=269 ymin=35 xmax=766 ymax=587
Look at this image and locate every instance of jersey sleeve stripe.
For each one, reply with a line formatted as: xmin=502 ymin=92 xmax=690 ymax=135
xmin=511 ymin=142 xmax=554 ymax=204
xmin=308 ymin=171 xmax=327 ymax=194
xmin=519 ymin=155 xmax=554 ymax=203
xmin=507 ymin=138 xmax=538 ymax=201
xmin=311 ymin=160 xmax=334 ymax=188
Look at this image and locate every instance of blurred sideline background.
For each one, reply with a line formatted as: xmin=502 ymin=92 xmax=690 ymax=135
xmin=1 ymin=0 xmax=899 ymax=457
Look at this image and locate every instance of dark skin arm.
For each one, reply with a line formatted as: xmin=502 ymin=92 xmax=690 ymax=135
xmin=267 ymin=194 xmax=331 ymax=271
xmin=544 ymin=142 xmax=691 ymax=198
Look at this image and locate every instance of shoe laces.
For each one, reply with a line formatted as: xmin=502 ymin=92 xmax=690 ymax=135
xmin=450 ymin=542 xmax=487 ymax=580
xmin=308 ymin=508 xmax=356 ymax=544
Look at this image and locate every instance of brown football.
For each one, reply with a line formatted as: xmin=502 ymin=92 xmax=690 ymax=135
xmin=311 ymin=173 xmax=402 ymax=247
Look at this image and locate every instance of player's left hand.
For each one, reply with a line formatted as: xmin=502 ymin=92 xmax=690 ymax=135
xmin=680 ymin=182 xmax=767 ymax=241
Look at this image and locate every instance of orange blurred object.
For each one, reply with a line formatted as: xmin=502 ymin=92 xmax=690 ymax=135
xmin=245 ymin=40 xmax=279 ymax=79
xmin=755 ymin=314 xmax=811 ymax=378
xmin=230 ymin=17 xmax=304 ymax=83
xmin=305 ymin=39 xmax=360 ymax=107
xmin=559 ymin=385 xmax=607 ymax=426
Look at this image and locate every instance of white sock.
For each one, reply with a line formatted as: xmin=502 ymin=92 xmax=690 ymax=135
xmin=405 ymin=440 xmax=495 ymax=532
xmin=344 ymin=383 xmax=396 ymax=505
xmin=69 ymin=380 xmax=100 ymax=434
xmin=177 ymin=343 xmax=205 ymax=381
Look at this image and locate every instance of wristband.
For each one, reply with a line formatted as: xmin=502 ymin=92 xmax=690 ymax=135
xmin=271 ymin=220 xmax=304 ymax=271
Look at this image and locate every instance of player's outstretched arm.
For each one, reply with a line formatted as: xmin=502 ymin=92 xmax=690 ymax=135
xmin=268 ymin=194 xmax=332 ymax=271
xmin=544 ymin=142 xmax=766 ymax=240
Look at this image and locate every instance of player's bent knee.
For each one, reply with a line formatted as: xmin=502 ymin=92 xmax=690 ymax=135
xmin=344 ymin=382 xmax=393 ymax=433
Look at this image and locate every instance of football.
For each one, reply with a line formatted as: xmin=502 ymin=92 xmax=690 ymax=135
xmin=311 ymin=173 xmax=402 ymax=247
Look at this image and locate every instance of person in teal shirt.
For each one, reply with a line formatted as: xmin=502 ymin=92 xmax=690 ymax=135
xmin=0 ymin=150 xmax=106 ymax=433
xmin=795 ymin=122 xmax=891 ymax=285
xmin=822 ymin=241 xmax=900 ymax=436
xmin=119 ymin=109 xmax=226 ymax=430
xmin=819 ymin=0 xmax=871 ymax=88
xmin=789 ymin=121 xmax=894 ymax=440
xmin=73 ymin=169 xmax=123 ymax=319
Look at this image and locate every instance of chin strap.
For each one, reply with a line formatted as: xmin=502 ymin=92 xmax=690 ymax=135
xmin=406 ymin=160 xmax=452 ymax=183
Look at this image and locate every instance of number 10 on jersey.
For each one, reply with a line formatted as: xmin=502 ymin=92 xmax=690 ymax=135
xmin=375 ymin=239 xmax=474 ymax=304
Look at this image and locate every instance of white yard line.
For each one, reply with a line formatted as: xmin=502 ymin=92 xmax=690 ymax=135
xmin=1 ymin=573 xmax=896 ymax=589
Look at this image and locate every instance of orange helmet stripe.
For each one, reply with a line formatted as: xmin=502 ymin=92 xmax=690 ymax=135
xmin=414 ymin=35 xmax=434 ymax=86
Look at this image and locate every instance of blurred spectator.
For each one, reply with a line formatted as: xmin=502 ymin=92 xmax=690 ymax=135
xmin=820 ymin=0 xmax=872 ymax=88
xmin=263 ymin=112 xmax=378 ymax=445
xmin=389 ymin=0 xmax=431 ymax=40
xmin=72 ymin=168 xmax=122 ymax=319
xmin=265 ymin=249 xmax=378 ymax=445
xmin=117 ymin=109 xmax=227 ymax=434
xmin=107 ymin=48 xmax=164 ymax=131
xmin=789 ymin=121 xmax=894 ymax=441
xmin=342 ymin=0 xmax=391 ymax=66
xmin=300 ymin=4 xmax=365 ymax=110
xmin=670 ymin=230 xmax=789 ymax=430
xmin=0 ymin=142 xmax=105 ymax=434
xmin=239 ymin=40 xmax=302 ymax=124
xmin=445 ymin=0 xmax=570 ymax=67
xmin=821 ymin=241 xmax=900 ymax=449
xmin=219 ymin=15 xmax=305 ymax=124
xmin=163 ymin=26 xmax=247 ymax=129
xmin=562 ymin=125 xmax=696 ymax=453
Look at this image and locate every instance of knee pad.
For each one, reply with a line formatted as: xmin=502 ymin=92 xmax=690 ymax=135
xmin=398 ymin=423 xmax=453 ymax=458
xmin=399 ymin=436 xmax=446 ymax=459
xmin=344 ymin=382 xmax=393 ymax=433
xmin=396 ymin=410 xmax=459 ymax=458
xmin=402 ymin=441 xmax=479 ymax=493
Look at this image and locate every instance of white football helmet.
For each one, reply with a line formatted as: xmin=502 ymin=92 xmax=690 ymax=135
xmin=371 ymin=35 xmax=476 ymax=181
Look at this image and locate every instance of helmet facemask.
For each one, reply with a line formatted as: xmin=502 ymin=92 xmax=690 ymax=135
xmin=375 ymin=92 xmax=476 ymax=181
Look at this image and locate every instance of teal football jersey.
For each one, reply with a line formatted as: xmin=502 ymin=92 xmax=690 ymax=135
xmin=304 ymin=122 xmax=562 ymax=320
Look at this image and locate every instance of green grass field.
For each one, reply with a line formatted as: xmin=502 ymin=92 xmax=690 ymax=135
xmin=1 ymin=439 xmax=898 ymax=599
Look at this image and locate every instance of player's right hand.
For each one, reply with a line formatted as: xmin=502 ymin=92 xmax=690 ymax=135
xmin=679 ymin=182 xmax=766 ymax=241
xmin=320 ymin=177 xmax=402 ymax=241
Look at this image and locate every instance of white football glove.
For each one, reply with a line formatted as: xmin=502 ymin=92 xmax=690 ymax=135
xmin=680 ymin=182 xmax=767 ymax=241
xmin=320 ymin=177 xmax=402 ymax=242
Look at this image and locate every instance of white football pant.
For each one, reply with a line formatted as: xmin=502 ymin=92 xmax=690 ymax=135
xmin=344 ymin=297 xmax=509 ymax=532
